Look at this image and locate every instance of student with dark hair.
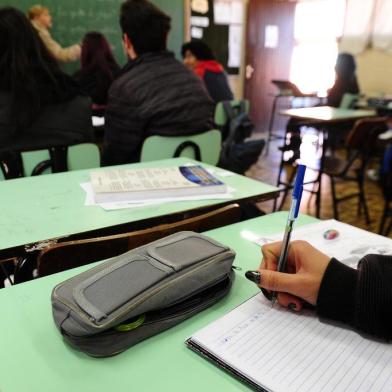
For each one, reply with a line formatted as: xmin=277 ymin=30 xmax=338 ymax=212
xmin=0 ymin=7 xmax=93 ymax=153
xmin=181 ymin=40 xmax=233 ymax=103
xmin=102 ymin=0 xmax=214 ymax=166
xmin=281 ymin=52 xmax=360 ymax=162
xmin=252 ymin=241 xmax=392 ymax=340
xmin=74 ymin=32 xmax=121 ymax=109
xmin=327 ymin=52 xmax=359 ymax=107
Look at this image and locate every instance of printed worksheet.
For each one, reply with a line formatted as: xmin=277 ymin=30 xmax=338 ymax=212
xmin=254 ymin=220 xmax=392 ymax=268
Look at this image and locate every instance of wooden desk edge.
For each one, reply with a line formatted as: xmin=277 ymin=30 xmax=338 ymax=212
xmin=0 ymin=189 xmax=279 ymax=259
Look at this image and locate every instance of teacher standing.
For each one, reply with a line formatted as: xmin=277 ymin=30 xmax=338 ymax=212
xmin=28 ymin=5 xmax=81 ymax=63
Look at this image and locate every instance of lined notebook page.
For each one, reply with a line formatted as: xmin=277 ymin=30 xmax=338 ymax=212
xmin=190 ymin=293 xmax=392 ymax=392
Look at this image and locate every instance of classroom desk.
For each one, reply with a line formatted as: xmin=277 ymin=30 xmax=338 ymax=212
xmin=0 ymin=157 xmax=278 ymax=257
xmin=279 ymin=106 xmax=376 ymax=123
xmin=277 ymin=106 xmax=377 ymax=217
xmin=0 ymin=212 xmax=317 ymax=392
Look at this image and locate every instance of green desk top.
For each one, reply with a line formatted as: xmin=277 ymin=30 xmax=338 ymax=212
xmin=0 ymin=158 xmax=278 ymax=251
xmin=279 ymin=106 xmax=376 ymax=123
xmin=0 ymin=212 xmax=317 ymax=392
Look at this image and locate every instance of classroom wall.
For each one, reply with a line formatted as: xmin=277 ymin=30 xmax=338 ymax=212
xmin=355 ymin=48 xmax=392 ymax=96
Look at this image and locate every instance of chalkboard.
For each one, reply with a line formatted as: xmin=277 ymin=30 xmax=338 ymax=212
xmin=1 ymin=0 xmax=184 ymax=72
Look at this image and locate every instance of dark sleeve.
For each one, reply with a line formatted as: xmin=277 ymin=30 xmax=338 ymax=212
xmin=101 ymin=83 xmax=145 ymax=166
xmin=317 ymin=255 xmax=392 ymax=340
xmin=203 ymin=72 xmax=234 ymax=103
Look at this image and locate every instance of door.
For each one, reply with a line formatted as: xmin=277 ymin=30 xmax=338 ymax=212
xmin=244 ymin=0 xmax=296 ymax=132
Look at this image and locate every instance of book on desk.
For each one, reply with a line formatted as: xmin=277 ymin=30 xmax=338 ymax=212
xmin=90 ymin=165 xmax=227 ymax=203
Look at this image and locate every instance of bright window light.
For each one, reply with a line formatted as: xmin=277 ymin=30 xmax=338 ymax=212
xmin=290 ymin=0 xmax=346 ymax=95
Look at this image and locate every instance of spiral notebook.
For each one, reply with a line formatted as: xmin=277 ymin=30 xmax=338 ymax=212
xmin=186 ymin=293 xmax=392 ymax=392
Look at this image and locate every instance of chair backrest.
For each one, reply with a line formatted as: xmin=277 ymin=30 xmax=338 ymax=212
xmin=381 ymin=144 xmax=392 ymax=200
xmin=37 ymin=203 xmax=242 ymax=277
xmin=215 ymin=99 xmax=250 ymax=127
xmin=140 ymin=130 xmax=222 ymax=166
xmin=21 ymin=149 xmax=51 ymax=176
xmin=340 ymin=93 xmax=359 ymax=109
xmin=346 ymin=117 xmax=388 ymax=151
xmin=1 ymin=143 xmax=100 ymax=180
xmin=67 ymin=143 xmax=101 ymax=171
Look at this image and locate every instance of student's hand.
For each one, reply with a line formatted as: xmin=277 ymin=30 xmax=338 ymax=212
xmin=258 ymin=241 xmax=331 ymax=311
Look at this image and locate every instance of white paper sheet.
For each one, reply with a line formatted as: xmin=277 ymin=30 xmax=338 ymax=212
xmin=190 ymin=293 xmax=392 ymax=392
xmin=265 ymin=25 xmax=279 ymax=49
xmin=191 ymin=16 xmax=209 ymax=28
xmin=228 ymin=24 xmax=242 ymax=68
xmin=191 ymin=26 xmax=204 ymax=39
xmin=92 ymin=116 xmax=105 ymax=127
xmin=213 ymin=0 xmax=231 ymax=25
xmin=254 ymin=219 xmax=392 ymax=269
xmin=80 ymin=182 xmax=234 ymax=211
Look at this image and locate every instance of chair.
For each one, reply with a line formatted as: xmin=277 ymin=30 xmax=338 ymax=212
xmin=36 ymin=204 xmax=242 ymax=277
xmin=339 ymin=93 xmax=360 ymax=109
xmin=140 ymin=130 xmax=221 ymax=166
xmin=67 ymin=143 xmax=101 ymax=171
xmin=0 ymin=143 xmax=100 ymax=180
xmin=322 ymin=117 xmax=388 ymax=222
xmin=21 ymin=149 xmax=51 ymax=176
xmin=267 ymin=80 xmax=317 ymax=152
xmin=214 ymin=99 xmax=250 ymax=129
xmin=278 ymin=117 xmax=388 ymax=221
xmin=379 ymin=145 xmax=392 ymax=236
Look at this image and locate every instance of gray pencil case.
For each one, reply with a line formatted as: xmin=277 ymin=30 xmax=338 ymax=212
xmin=51 ymin=231 xmax=235 ymax=357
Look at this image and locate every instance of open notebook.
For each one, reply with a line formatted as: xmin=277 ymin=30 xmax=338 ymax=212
xmin=187 ymin=293 xmax=392 ymax=392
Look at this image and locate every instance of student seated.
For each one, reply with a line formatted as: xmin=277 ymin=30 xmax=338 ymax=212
xmin=74 ymin=32 xmax=121 ymax=114
xmin=281 ymin=53 xmax=360 ymax=162
xmin=255 ymin=241 xmax=392 ymax=340
xmin=102 ymin=0 xmax=214 ymax=166
xmin=0 ymin=7 xmax=93 ymax=153
xmin=28 ymin=5 xmax=81 ymax=63
xmin=181 ymin=40 xmax=234 ymax=103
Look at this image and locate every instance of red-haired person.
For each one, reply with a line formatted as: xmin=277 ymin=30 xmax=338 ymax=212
xmin=74 ymin=32 xmax=121 ymax=114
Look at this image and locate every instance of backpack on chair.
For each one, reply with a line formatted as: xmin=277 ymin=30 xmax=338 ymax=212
xmin=218 ymin=101 xmax=265 ymax=174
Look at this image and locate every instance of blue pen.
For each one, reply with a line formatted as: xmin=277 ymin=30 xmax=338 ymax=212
xmin=271 ymin=164 xmax=306 ymax=307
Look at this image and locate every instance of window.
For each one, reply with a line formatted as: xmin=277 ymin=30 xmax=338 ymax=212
xmin=289 ymin=0 xmax=346 ymax=95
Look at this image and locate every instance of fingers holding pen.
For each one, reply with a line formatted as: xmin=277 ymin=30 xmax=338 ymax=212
xmin=245 ymin=268 xmax=303 ymax=310
xmin=259 ymin=241 xmax=282 ymax=271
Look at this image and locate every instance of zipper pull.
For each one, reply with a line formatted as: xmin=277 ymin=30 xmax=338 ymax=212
xmin=231 ymin=265 xmax=242 ymax=271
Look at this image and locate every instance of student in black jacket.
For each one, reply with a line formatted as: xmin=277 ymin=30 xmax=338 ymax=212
xmin=74 ymin=32 xmax=121 ymax=113
xmin=181 ymin=40 xmax=234 ymax=103
xmin=0 ymin=7 xmax=93 ymax=153
xmin=253 ymin=241 xmax=392 ymax=341
xmin=102 ymin=0 xmax=214 ymax=166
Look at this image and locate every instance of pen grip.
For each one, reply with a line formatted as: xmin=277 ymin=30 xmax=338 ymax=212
xmin=276 ymin=220 xmax=293 ymax=272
